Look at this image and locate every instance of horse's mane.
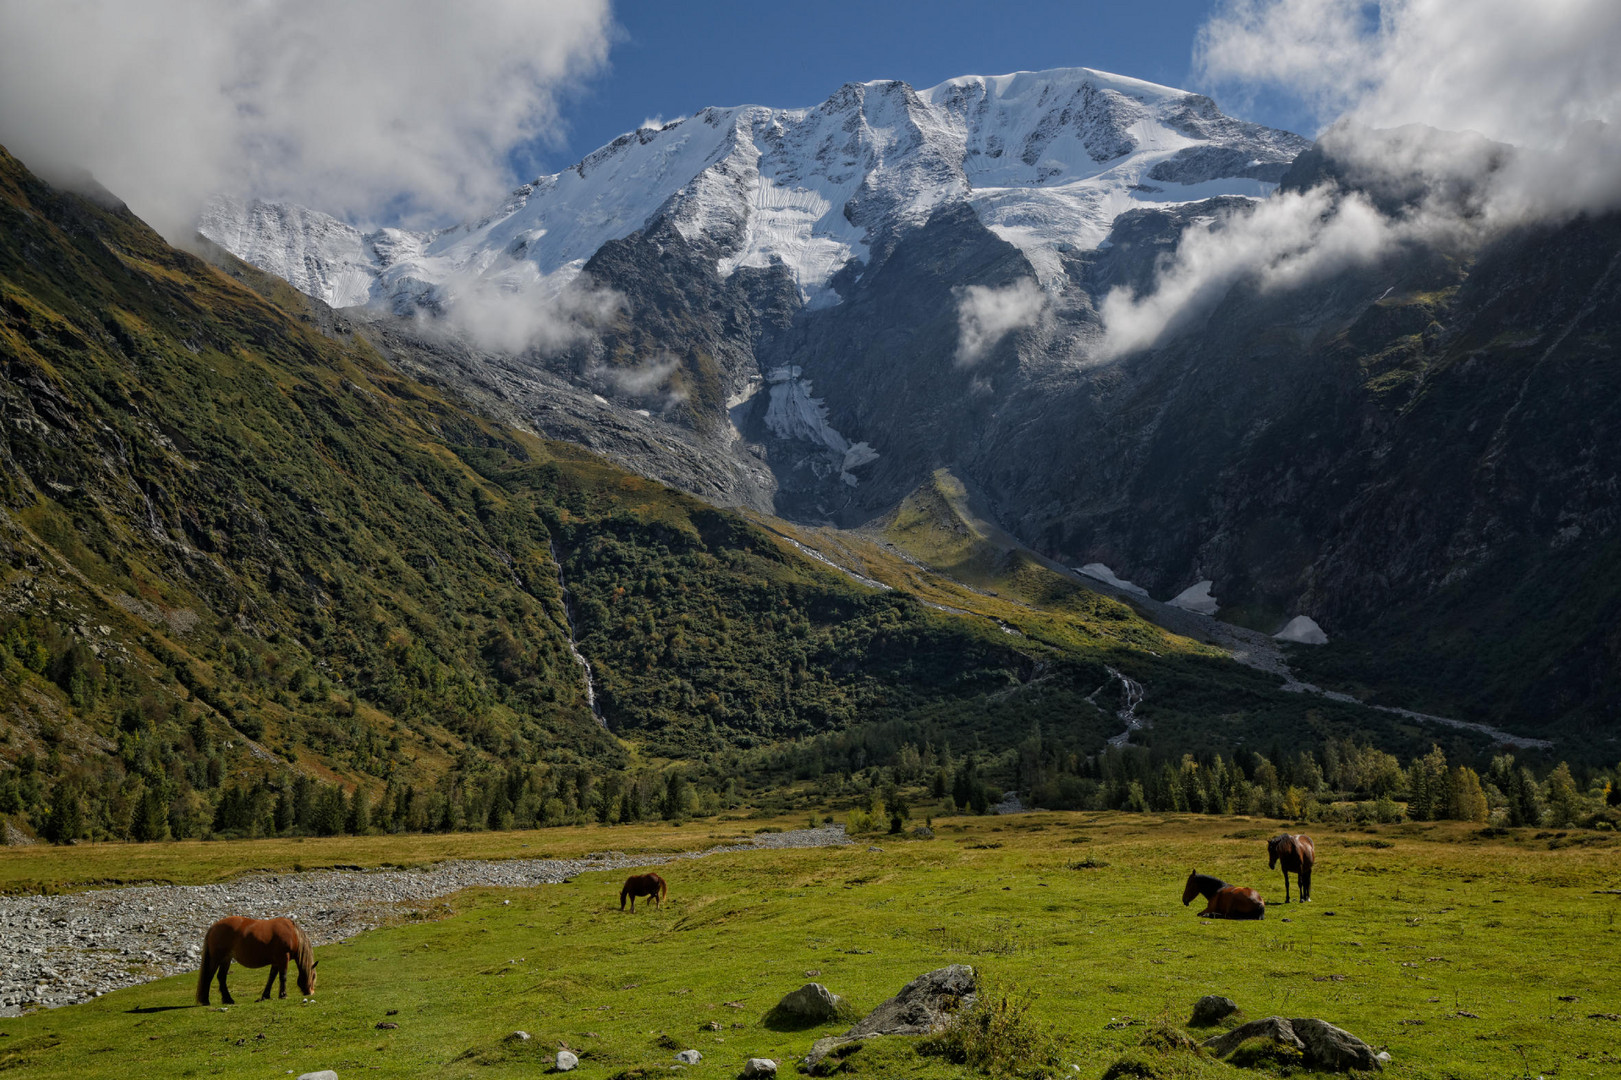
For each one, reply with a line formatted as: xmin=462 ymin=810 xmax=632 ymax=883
xmin=295 ymin=925 xmax=314 ymax=974
xmin=1188 ymin=872 xmax=1227 ymax=890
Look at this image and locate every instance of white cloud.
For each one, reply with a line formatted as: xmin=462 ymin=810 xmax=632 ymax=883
xmin=954 ymin=278 xmax=1048 ymax=366
xmin=1195 ymin=0 xmax=1621 ymax=217
xmin=1097 ymin=0 xmax=1621 ymax=358
xmin=0 ymin=0 xmax=613 ymax=241
xmin=434 ymin=264 xmax=624 ymax=356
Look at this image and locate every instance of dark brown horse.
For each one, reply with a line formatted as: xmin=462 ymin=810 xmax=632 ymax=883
xmin=195 ymin=916 xmax=317 ymax=1004
xmin=620 ymin=872 xmax=667 ymax=911
xmin=1183 ymin=871 xmax=1266 ymax=919
xmin=1268 ymin=833 xmax=1315 ymax=902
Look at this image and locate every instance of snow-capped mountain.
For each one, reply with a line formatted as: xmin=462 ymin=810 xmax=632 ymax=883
xmin=201 ymin=67 xmax=1306 ymax=313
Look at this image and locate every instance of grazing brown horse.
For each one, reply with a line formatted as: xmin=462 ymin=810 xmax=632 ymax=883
xmin=1268 ymin=833 xmax=1315 ymax=902
xmin=1182 ymin=871 xmax=1266 ymax=919
xmin=620 ymin=872 xmax=667 ymax=911
xmin=195 ymin=916 xmax=317 ymax=1005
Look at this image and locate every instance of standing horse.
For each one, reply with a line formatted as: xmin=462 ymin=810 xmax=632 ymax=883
xmin=1267 ymin=833 xmax=1315 ymax=902
xmin=1182 ymin=871 xmax=1266 ymax=919
xmin=620 ymin=872 xmax=667 ymax=911
xmin=195 ymin=916 xmax=317 ymax=1005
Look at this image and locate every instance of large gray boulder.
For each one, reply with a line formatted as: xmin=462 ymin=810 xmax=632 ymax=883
xmin=767 ymin=983 xmax=847 ymax=1027
xmin=675 ymin=1049 xmax=703 ymax=1065
xmin=1202 ymin=1015 xmax=1380 ymax=1071
xmin=554 ymin=1049 xmax=578 ymax=1071
xmin=1292 ymin=1018 xmax=1381 ymax=1071
xmin=742 ymin=1058 xmax=778 ymax=1078
xmin=802 ymin=965 xmax=978 ymax=1068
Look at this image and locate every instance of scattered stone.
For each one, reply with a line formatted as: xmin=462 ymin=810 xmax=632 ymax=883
xmin=867 ymin=846 xmax=883 ymax=853
xmin=910 ymin=826 xmax=934 ymax=839
xmin=804 ymin=970 xmax=820 ymax=977
xmin=802 ymin=965 xmax=977 ymax=1068
xmin=297 ymin=1072 xmax=339 ymax=1080
xmin=1589 ymin=1013 xmax=1621 ymax=1021
xmin=742 ymin=1057 xmax=777 ymax=1078
xmin=507 ymin=1031 xmax=531 ymax=1042
xmin=1558 ymin=995 xmax=1581 ymax=1002
xmin=703 ymin=1021 xmax=721 ymax=1031
xmin=555 ymin=1049 xmax=579 ymax=1071
xmin=1455 ymin=1011 xmax=1480 ymax=1019
xmin=1189 ymin=995 xmax=1239 ymax=1027
xmin=767 ymin=983 xmax=847 ymax=1027
xmin=374 ymin=1022 xmax=398 ymax=1030
xmin=675 ymin=1050 xmax=702 ymax=1064
xmin=1202 ymin=1016 xmax=1381 ymax=1071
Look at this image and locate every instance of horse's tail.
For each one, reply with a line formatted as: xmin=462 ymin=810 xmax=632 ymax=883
xmin=195 ymin=940 xmax=215 ymax=1005
xmin=658 ymin=876 xmax=667 ymax=901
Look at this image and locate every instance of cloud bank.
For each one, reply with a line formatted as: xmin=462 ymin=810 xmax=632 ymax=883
xmin=435 ymin=265 xmax=624 ymax=357
xmin=955 ymin=278 xmax=1048 ymax=366
xmin=0 ymin=0 xmax=613 ymax=241
xmin=1096 ymin=0 xmax=1621 ymax=358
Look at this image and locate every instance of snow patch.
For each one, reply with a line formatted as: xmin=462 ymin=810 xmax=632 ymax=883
xmin=1167 ymin=579 xmax=1219 ymax=615
xmin=1076 ymin=563 xmax=1148 ymax=597
xmin=1274 ymin=615 xmax=1328 ymax=645
xmin=763 ymin=366 xmax=877 ymax=486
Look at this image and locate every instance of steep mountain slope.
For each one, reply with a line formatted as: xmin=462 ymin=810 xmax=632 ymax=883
xmin=12 ymin=144 xmax=1454 ymax=845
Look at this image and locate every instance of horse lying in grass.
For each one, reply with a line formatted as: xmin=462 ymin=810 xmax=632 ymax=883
xmin=196 ymin=916 xmax=317 ymax=1004
xmin=1183 ymin=871 xmax=1266 ymax=919
xmin=1268 ymin=832 xmax=1315 ymax=902
xmin=620 ymin=872 xmax=667 ymax=911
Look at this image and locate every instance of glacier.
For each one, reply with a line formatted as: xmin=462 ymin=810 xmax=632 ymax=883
xmin=201 ymin=66 xmax=1307 ymax=319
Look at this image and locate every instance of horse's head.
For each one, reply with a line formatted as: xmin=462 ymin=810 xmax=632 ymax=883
xmin=1182 ymin=870 xmax=1198 ymax=906
xmin=298 ymin=958 xmax=318 ymax=996
xmin=1268 ymin=835 xmax=1286 ymax=868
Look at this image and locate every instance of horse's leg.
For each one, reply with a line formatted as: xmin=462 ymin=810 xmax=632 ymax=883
xmin=261 ymin=964 xmax=278 ymax=1002
xmin=278 ymin=953 xmax=288 ymax=998
xmin=218 ymin=957 xmax=235 ymax=1005
xmin=1282 ymin=869 xmax=1291 ymax=903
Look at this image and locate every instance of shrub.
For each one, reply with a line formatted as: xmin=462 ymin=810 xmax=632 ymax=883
xmin=919 ymin=979 xmax=1065 ymax=1079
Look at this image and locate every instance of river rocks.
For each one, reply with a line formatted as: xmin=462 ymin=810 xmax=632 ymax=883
xmin=1202 ymin=1015 xmax=1381 ymax=1071
xmin=1189 ymin=995 xmax=1239 ymax=1026
xmin=802 ymin=965 xmax=978 ymax=1068
xmin=555 ymin=1049 xmax=578 ymax=1070
xmin=742 ymin=1057 xmax=778 ymax=1078
xmin=675 ymin=1049 xmax=703 ymax=1064
xmin=767 ymin=983 xmax=848 ymax=1027
xmin=0 ymin=826 xmax=850 ymax=1016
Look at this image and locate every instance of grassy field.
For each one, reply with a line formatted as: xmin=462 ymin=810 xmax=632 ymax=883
xmin=1 ymin=813 xmax=1618 ymax=1079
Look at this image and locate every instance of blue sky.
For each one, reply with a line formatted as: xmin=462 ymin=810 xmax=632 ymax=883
xmin=521 ymin=0 xmax=1313 ymax=178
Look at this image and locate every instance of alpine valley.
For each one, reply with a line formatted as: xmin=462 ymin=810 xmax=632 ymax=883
xmin=1 ymin=66 xmax=1617 ymax=842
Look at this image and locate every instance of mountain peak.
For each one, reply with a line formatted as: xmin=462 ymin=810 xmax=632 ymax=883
xmin=202 ymin=67 xmax=1307 ymax=319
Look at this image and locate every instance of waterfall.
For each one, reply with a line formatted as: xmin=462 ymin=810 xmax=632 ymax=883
xmin=549 ymin=541 xmax=605 ymax=729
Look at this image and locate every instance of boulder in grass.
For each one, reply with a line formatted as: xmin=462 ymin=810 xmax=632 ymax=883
xmin=297 ymin=1073 xmax=339 ymax=1080
xmin=741 ymin=1058 xmax=778 ymax=1078
xmin=1202 ymin=1016 xmax=1381 ymax=1071
xmin=1292 ymin=1018 xmax=1381 ymax=1071
xmin=675 ymin=1049 xmax=703 ymax=1064
xmin=802 ymin=965 xmax=978 ymax=1068
xmin=555 ymin=1049 xmax=578 ymax=1071
xmin=1189 ymin=995 xmax=1239 ymax=1027
xmin=765 ymin=983 xmax=848 ymax=1028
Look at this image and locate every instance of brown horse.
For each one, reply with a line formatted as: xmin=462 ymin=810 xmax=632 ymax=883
xmin=620 ymin=872 xmax=667 ymax=911
xmin=1182 ymin=871 xmax=1266 ymax=919
xmin=195 ymin=916 xmax=317 ymax=1005
xmin=1268 ymin=833 xmax=1315 ymax=902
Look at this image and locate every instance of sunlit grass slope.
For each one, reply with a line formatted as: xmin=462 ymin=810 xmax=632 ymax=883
xmin=1 ymin=813 xmax=1617 ymax=1079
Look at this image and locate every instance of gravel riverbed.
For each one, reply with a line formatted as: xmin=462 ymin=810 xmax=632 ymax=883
xmin=0 ymin=825 xmax=850 ymax=1016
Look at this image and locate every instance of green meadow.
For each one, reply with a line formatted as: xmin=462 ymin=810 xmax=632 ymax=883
xmin=1 ymin=813 xmax=1618 ymax=1079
